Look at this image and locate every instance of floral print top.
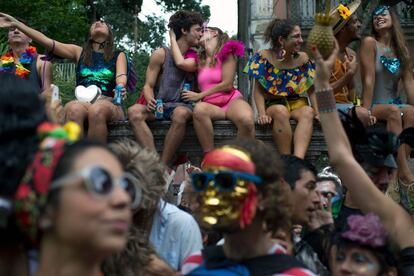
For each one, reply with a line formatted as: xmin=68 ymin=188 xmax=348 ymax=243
xmin=245 ymin=52 xmax=315 ymax=97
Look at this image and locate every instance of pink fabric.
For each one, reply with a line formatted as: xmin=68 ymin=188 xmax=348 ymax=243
xmin=198 ymin=59 xmax=242 ymax=112
xmin=184 ymin=49 xmax=198 ymax=59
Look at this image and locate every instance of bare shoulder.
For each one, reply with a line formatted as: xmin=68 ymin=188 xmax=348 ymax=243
xmin=297 ymin=51 xmax=311 ymax=64
xmin=258 ymin=49 xmax=271 ymax=59
xmin=149 ymin=48 xmax=166 ymax=65
xmin=361 ymin=36 xmax=376 ymax=49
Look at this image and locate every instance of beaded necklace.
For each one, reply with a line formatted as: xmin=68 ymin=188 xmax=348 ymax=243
xmin=0 ymin=46 xmax=37 ymax=78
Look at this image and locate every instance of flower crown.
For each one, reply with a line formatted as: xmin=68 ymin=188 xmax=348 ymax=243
xmin=14 ymin=121 xmax=81 ymax=246
xmin=338 ymin=4 xmax=351 ymax=20
xmin=342 ymin=213 xmax=387 ymax=248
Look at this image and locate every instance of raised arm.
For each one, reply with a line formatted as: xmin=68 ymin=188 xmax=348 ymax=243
xmin=142 ymin=48 xmax=165 ymax=110
xmin=169 ymin=30 xmax=197 ymax=72
xmin=313 ymin=43 xmax=414 ymax=249
xmin=360 ymin=37 xmax=377 ymax=109
xmin=0 ymin=12 xmax=82 ymax=62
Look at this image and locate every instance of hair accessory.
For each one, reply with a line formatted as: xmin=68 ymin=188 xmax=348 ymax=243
xmin=202 ymin=146 xmax=256 ymax=174
xmin=342 ymin=213 xmax=387 ymax=248
xmin=330 ymin=0 xmax=361 ymax=34
xmin=338 ymin=4 xmax=351 ymax=20
xmin=13 ymin=121 xmax=81 ymax=245
xmin=0 ymin=46 xmax=37 ymax=78
xmin=373 ymin=5 xmax=390 ymax=17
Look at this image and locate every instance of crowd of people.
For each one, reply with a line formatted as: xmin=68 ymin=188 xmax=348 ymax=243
xmin=1 ymin=1 xmax=414 ymax=275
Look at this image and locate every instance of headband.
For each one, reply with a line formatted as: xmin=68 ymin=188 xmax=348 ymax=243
xmin=14 ymin=121 xmax=80 ymax=245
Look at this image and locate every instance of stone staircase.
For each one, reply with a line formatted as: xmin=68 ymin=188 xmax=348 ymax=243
xmin=108 ymin=120 xmax=329 ymax=167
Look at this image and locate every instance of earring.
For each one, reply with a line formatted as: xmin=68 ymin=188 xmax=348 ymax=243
xmin=276 ymin=47 xmax=286 ymax=61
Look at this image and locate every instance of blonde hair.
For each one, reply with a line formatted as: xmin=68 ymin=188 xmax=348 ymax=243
xmin=198 ymin=27 xmax=230 ymax=67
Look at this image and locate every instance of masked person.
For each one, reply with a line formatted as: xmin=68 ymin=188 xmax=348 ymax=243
xmin=181 ymin=139 xmax=316 ymax=275
xmin=311 ymin=36 xmax=414 ymax=276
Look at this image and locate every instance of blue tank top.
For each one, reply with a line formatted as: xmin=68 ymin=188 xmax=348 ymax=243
xmin=76 ymin=51 xmax=121 ymax=97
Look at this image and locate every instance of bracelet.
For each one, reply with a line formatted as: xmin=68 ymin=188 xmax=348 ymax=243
xmin=49 ymin=40 xmax=55 ymax=54
xmin=116 ymin=73 xmax=127 ymax=79
xmin=315 ymin=88 xmax=336 ymax=113
xmin=367 ymin=109 xmax=372 ymax=117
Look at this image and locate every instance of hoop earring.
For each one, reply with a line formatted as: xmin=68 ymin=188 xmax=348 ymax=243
xmin=276 ymin=48 xmax=286 ymax=61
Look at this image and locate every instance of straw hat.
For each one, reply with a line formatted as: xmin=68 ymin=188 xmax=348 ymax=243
xmin=330 ymin=0 xmax=361 ymax=35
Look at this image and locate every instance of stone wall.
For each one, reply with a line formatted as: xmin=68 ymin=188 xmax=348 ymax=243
xmin=108 ymin=120 xmax=329 ymax=168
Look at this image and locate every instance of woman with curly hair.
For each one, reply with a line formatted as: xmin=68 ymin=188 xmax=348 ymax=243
xmin=245 ymin=19 xmax=316 ymax=159
xmin=102 ymin=139 xmax=177 ymax=276
xmin=360 ymin=5 xmax=414 ymax=191
xmin=181 ymin=139 xmax=315 ymax=275
xmin=169 ymin=26 xmax=255 ymax=154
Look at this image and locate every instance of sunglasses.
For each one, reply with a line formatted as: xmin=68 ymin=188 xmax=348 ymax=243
xmin=191 ymin=171 xmax=263 ymax=192
xmin=51 ymin=166 xmax=142 ymax=209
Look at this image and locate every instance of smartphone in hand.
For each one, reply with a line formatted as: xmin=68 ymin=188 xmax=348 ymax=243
xmin=51 ymin=84 xmax=60 ymax=102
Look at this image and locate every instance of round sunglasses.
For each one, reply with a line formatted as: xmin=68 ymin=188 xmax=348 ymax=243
xmin=191 ymin=171 xmax=263 ymax=192
xmin=51 ymin=166 xmax=142 ymax=209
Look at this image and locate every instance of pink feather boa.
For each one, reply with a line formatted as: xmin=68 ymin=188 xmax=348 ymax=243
xmin=216 ymin=40 xmax=245 ymax=62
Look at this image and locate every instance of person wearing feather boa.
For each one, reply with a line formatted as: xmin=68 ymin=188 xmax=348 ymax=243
xmin=170 ymin=26 xmax=255 ymax=154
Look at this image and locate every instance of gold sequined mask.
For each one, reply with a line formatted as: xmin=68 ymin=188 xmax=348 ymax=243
xmin=191 ymin=146 xmax=262 ymax=232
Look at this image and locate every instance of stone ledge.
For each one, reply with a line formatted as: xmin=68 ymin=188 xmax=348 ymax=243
xmin=108 ymin=120 xmax=328 ymax=166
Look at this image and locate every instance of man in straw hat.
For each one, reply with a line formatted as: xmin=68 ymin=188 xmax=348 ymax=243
xmin=329 ymin=0 xmax=374 ymax=126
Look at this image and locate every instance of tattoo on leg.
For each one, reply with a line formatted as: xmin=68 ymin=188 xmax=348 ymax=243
xmin=278 ymin=129 xmax=282 ymax=133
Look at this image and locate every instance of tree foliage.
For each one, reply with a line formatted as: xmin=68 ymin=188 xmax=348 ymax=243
xmin=0 ymin=0 xmax=210 ymax=52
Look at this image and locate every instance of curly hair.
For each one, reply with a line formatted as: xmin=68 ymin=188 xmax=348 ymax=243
xmin=264 ymin=18 xmax=297 ymax=51
xmin=168 ymin=10 xmax=204 ymax=40
xmin=371 ymin=6 xmax=411 ymax=71
xmin=228 ymin=139 xmax=293 ymax=234
xmin=198 ymin=27 xmax=230 ymax=67
xmin=103 ymin=139 xmax=167 ymax=276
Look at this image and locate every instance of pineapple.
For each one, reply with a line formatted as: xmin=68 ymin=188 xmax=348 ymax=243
xmin=307 ymin=4 xmax=335 ymax=59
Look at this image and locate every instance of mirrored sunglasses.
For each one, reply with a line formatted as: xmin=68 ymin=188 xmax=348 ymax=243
xmin=191 ymin=171 xmax=263 ymax=192
xmin=51 ymin=166 xmax=142 ymax=209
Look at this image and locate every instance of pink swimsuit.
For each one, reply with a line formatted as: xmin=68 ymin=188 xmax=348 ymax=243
xmin=198 ymin=40 xmax=245 ymax=112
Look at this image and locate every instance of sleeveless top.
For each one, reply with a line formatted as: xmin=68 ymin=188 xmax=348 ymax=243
xmin=197 ymin=40 xmax=244 ymax=106
xmin=0 ymin=53 xmax=42 ymax=94
xmin=154 ymin=47 xmax=196 ymax=109
xmin=372 ymin=41 xmax=402 ymax=105
xmin=331 ymin=52 xmax=352 ymax=104
xmin=245 ymin=52 xmax=315 ymax=98
xmin=76 ymin=51 xmax=121 ymax=97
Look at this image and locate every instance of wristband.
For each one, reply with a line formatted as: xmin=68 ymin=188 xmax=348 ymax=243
xmin=315 ymin=88 xmax=336 ymax=113
xmin=367 ymin=109 xmax=372 ymax=117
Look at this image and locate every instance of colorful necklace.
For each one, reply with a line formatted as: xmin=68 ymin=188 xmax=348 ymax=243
xmin=0 ymin=46 xmax=37 ymax=78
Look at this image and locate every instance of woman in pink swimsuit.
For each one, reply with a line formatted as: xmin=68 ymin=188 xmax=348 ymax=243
xmin=170 ymin=27 xmax=255 ymax=154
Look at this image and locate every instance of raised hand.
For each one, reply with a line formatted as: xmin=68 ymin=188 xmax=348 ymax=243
xmin=312 ymin=40 xmax=339 ymax=86
xmin=0 ymin=13 xmax=18 ymax=28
